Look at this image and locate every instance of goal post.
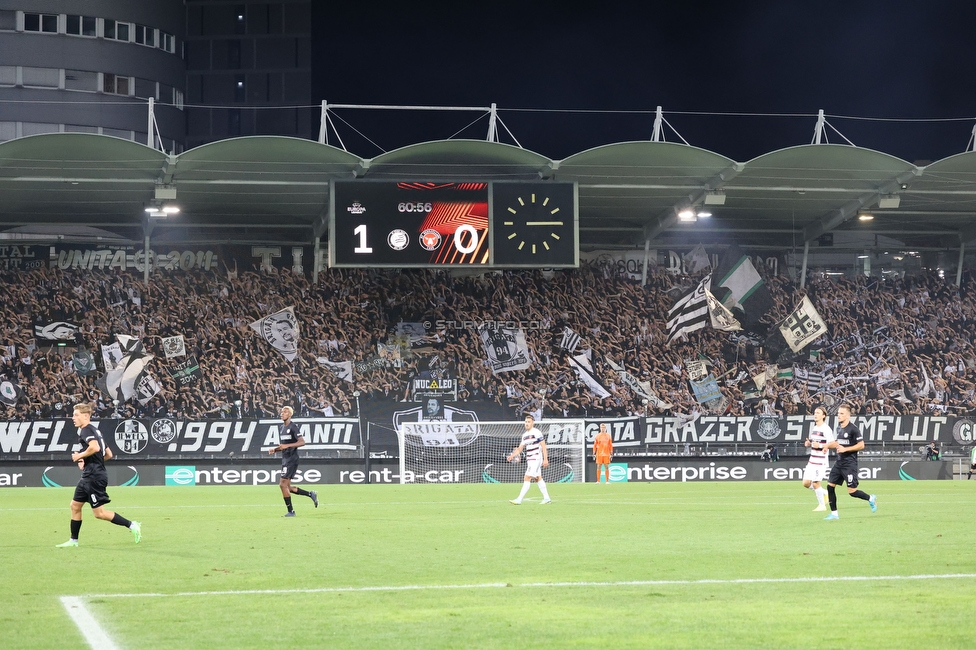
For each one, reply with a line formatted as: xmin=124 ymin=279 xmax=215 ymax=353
xmin=397 ymin=419 xmax=586 ymax=485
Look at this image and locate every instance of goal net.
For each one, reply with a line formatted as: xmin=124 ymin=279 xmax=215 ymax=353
xmin=397 ymin=420 xmax=586 ymax=485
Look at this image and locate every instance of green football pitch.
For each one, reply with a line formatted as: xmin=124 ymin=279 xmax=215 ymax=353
xmin=1 ymin=480 xmax=973 ymax=649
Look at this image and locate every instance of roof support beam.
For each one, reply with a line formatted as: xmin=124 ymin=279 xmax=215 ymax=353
xmin=637 ymin=162 xmax=744 ymax=243
xmin=802 ymin=169 xmax=919 ymax=243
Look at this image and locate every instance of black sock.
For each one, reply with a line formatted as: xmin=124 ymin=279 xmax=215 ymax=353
xmin=827 ymin=485 xmax=837 ymax=511
xmin=70 ymin=519 xmax=82 ymax=540
xmin=850 ymin=490 xmax=871 ymax=501
xmin=292 ymin=487 xmax=310 ymax=497
xmin=284 ymin=497 xmax=293 ymax=512
xmin=111 ymin=513 xmax=132 ymax=528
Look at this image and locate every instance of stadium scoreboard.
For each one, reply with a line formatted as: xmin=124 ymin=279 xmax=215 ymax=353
xmin=329 ymin=181 xmax=578 ymax=268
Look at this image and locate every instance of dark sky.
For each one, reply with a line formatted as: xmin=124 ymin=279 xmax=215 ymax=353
xmin=312 ymin=1 xmax=976 ymax=163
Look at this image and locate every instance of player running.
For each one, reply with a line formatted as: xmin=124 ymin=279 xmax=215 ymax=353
xmin=823 ymin=403 xmax=877 ymax=520
xmin=507 ymin=415 xmax=551 ymax=504
xmin=56 ymin=403 xmax=141 ymax=547
xmin=268 ymin=406 xmax=318 ymax=517
xmin=593 ymin=423 xmax=614 ymax=484
xmin=802 ymin=405 xmax=834 ymax=511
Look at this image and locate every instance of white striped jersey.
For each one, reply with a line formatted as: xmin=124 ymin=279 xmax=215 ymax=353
xmin=807 ymin=423 xmax=834 ymax=466
xmin=521 ymin=427 xmax=545 ymax=461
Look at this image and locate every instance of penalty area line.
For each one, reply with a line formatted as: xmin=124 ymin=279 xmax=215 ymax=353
xmin=60 ymin=596 xmax=119 ymax=650
xmin=79 ymin=572 xmax=976 ymax=599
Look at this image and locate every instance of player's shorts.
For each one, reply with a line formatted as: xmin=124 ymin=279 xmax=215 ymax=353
xmin=281 ymin=458 xmax=300 ymax=480
xmin=828 ymin=458 xmax=859 ymax=488
xmin=802 ymin=464 xmax=828 ymax=483
xmin=525 ymin=457 xmax=543 ymax=478
xmin=971 ymin=462 xmax=976 ymax=470
xmin=596 ymin=455 xmax=611 ymax=465
xmin=73 ymin=475 xmax=111 ymax=509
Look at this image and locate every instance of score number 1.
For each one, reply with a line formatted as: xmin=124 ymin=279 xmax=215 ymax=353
xmin=352 ymin=224 xmax=482 ymax=255
xmin=353 ymin=224 xmax=373 ymax=254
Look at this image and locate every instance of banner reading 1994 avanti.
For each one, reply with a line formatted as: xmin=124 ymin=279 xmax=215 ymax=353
xmin=0 ymin=417 xmax=361 ymax=459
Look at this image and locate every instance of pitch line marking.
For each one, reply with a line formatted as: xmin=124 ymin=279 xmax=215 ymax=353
xmin=60 ymin=596 xmax=119 ymax=650
xmin=77 ymin=573 xmax=976 ymax=599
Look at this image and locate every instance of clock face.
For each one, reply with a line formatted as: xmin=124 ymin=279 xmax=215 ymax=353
xmin=492 ymin=182 xmax=577 ymax=267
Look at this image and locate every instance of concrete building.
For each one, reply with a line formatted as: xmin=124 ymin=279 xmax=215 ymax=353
xmin=0 ymin=0 xmax=312 ymax=152
xmin=184 ymin=0 xmax=312 ymax=149
xmin=0 ymin=0 xmax=186 ymax=151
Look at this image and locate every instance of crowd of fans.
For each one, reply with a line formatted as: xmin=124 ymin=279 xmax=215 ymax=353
xmin=2 ymin=260 xmax=976 ymax=422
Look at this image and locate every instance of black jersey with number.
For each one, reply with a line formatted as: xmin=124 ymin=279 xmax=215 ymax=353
xmin=834 ymin=422 xmax=863 ymax=462
xmin=280 ymin=421 xmax=303 ymax=462
xmin=78 ymin=423 xmax=108 ymax=478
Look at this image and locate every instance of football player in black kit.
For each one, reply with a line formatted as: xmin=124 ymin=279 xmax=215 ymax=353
xmin=268 ymin=406 xmax=318 ymax=516
xmin=56 ymin=403 xmax=141 ymax=547
xmin=823 ymin=403 xmax=877 ymax=521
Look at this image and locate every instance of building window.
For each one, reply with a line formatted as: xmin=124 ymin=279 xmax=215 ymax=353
xmin=161 ymin=32 xmax=175 ymax=53
xmin=117 ymin=22 xmax=129 ymax=41
xmin=0 ymin=10 xmax=16 ymax=31
xmin=65 ymin=69 xmax=99 ymax=92
xmin=104 ymin=19 xmax=115 ymax=39
xmin=66 ymin=15 xmax=96 ymax=36
xmin=22 ymin=66 xmax=59 ymax=88
xmin=234 ymin=75 xmax=245 ymax=102
xmin=103 ymin=73 xmax=132 ymax=95
xmin=24 ymin=13 xmax=58 ymax=33
xmin=135 ymin=24 xmax=155 ymax=47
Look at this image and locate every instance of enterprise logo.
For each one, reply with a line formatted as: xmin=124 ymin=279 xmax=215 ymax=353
xmin=165 ymin=466 xmax=196 ymax=486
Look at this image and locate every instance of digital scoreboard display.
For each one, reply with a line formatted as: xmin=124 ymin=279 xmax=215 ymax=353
xmin=330 ymin=181 xmax=578 ymax=268
xmin=331 ymin=182 xmax=490 ymax=267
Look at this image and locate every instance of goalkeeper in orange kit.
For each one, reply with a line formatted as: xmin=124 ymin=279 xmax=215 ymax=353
xmin=593 ymin=423 xmax=613 ymax=484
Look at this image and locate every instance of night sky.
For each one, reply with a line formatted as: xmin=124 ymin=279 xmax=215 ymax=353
xmin=312 ymin=1 xmax=976 ymax=164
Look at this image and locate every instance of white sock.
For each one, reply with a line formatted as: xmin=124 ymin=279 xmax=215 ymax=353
xmin=516 ymin=482 xmax=530 ymax=501
xmin=538 ymin=479 xmax=550 ymax=500
xmin=815 ymin=488 xmax=825 ymax=507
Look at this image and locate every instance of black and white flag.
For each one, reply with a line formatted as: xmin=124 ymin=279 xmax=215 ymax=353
xmin=479 ymin=327 xmax=531 ymax=374
xmin=33 ymin=320 xmax=80 ymax=344
xmin=249 ymin=306 xmax=300 ymax=361
xmin=96 ymin=335 xmax=153 ymax=402
xmin=136 ymin=372 xmax=162 ymax=405
xmin=779 ymin=296 xmax=828 ymax=352
xmin=666 ymin=274 xmax=711 ymax=345
xmin=316 ymin=357 xmax=354 ymax=383
xmin=161 ymin=335 xmax=186 ymax=358
xmin=794 ymin=367 xmax=824 ymax=392
xmin=0 ymin=379 xmax=23 ymax=407
xmin=567 ymin=354 xmax=611 ymax=399
xmin=559 ymin=327 xmax=582 ymax=353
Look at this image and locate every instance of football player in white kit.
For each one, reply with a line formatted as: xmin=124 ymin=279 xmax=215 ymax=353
xmin=803 ymin=405 xmax=834 ymax=511
xmin=506 ymin=415 xmax=551 ymax=504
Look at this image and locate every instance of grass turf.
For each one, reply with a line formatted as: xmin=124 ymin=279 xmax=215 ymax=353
xmin=1 ymin=480 xmax=973 ymax=649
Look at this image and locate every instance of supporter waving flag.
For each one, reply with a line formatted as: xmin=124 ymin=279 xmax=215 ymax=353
xmin=666 ymin=274 xmax=711 ymax=344
xmin=95 ymin=335 xmax=153 ymax=403
xmin=249 ymin=306 xmax=300 ymax=361
xmin=711 ymin=245 xmax=774 ymax=327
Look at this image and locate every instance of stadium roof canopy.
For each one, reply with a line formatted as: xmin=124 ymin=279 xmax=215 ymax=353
xmin=2 ymin=132 xmax=976 ymax=257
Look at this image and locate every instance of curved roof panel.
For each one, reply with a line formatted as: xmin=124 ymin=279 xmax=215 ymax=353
xmin=365 ymin=140 xmax=551 ymax=179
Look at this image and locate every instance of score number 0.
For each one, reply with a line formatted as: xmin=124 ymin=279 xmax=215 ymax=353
xmin=352 ymin=224 xmax=481 ymax=255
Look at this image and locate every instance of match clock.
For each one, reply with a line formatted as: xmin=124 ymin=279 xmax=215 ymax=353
xmin=491 ymin=182 xmax=578 ymax=267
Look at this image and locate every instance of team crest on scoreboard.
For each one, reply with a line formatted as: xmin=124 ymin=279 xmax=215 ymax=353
xmin=419 ymin=229 xmax=441 ymax=251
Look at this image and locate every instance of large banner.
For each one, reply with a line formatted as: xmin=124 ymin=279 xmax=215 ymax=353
xmin=360 ymin=399 xmax=516 ymax=455
xmin=0 ymin=417 xmax=361 ymax=459
xmin=643 ymin=414 xmax=976 ymax=446
xmin=1 ymin=245 xmax=316 ymax=275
